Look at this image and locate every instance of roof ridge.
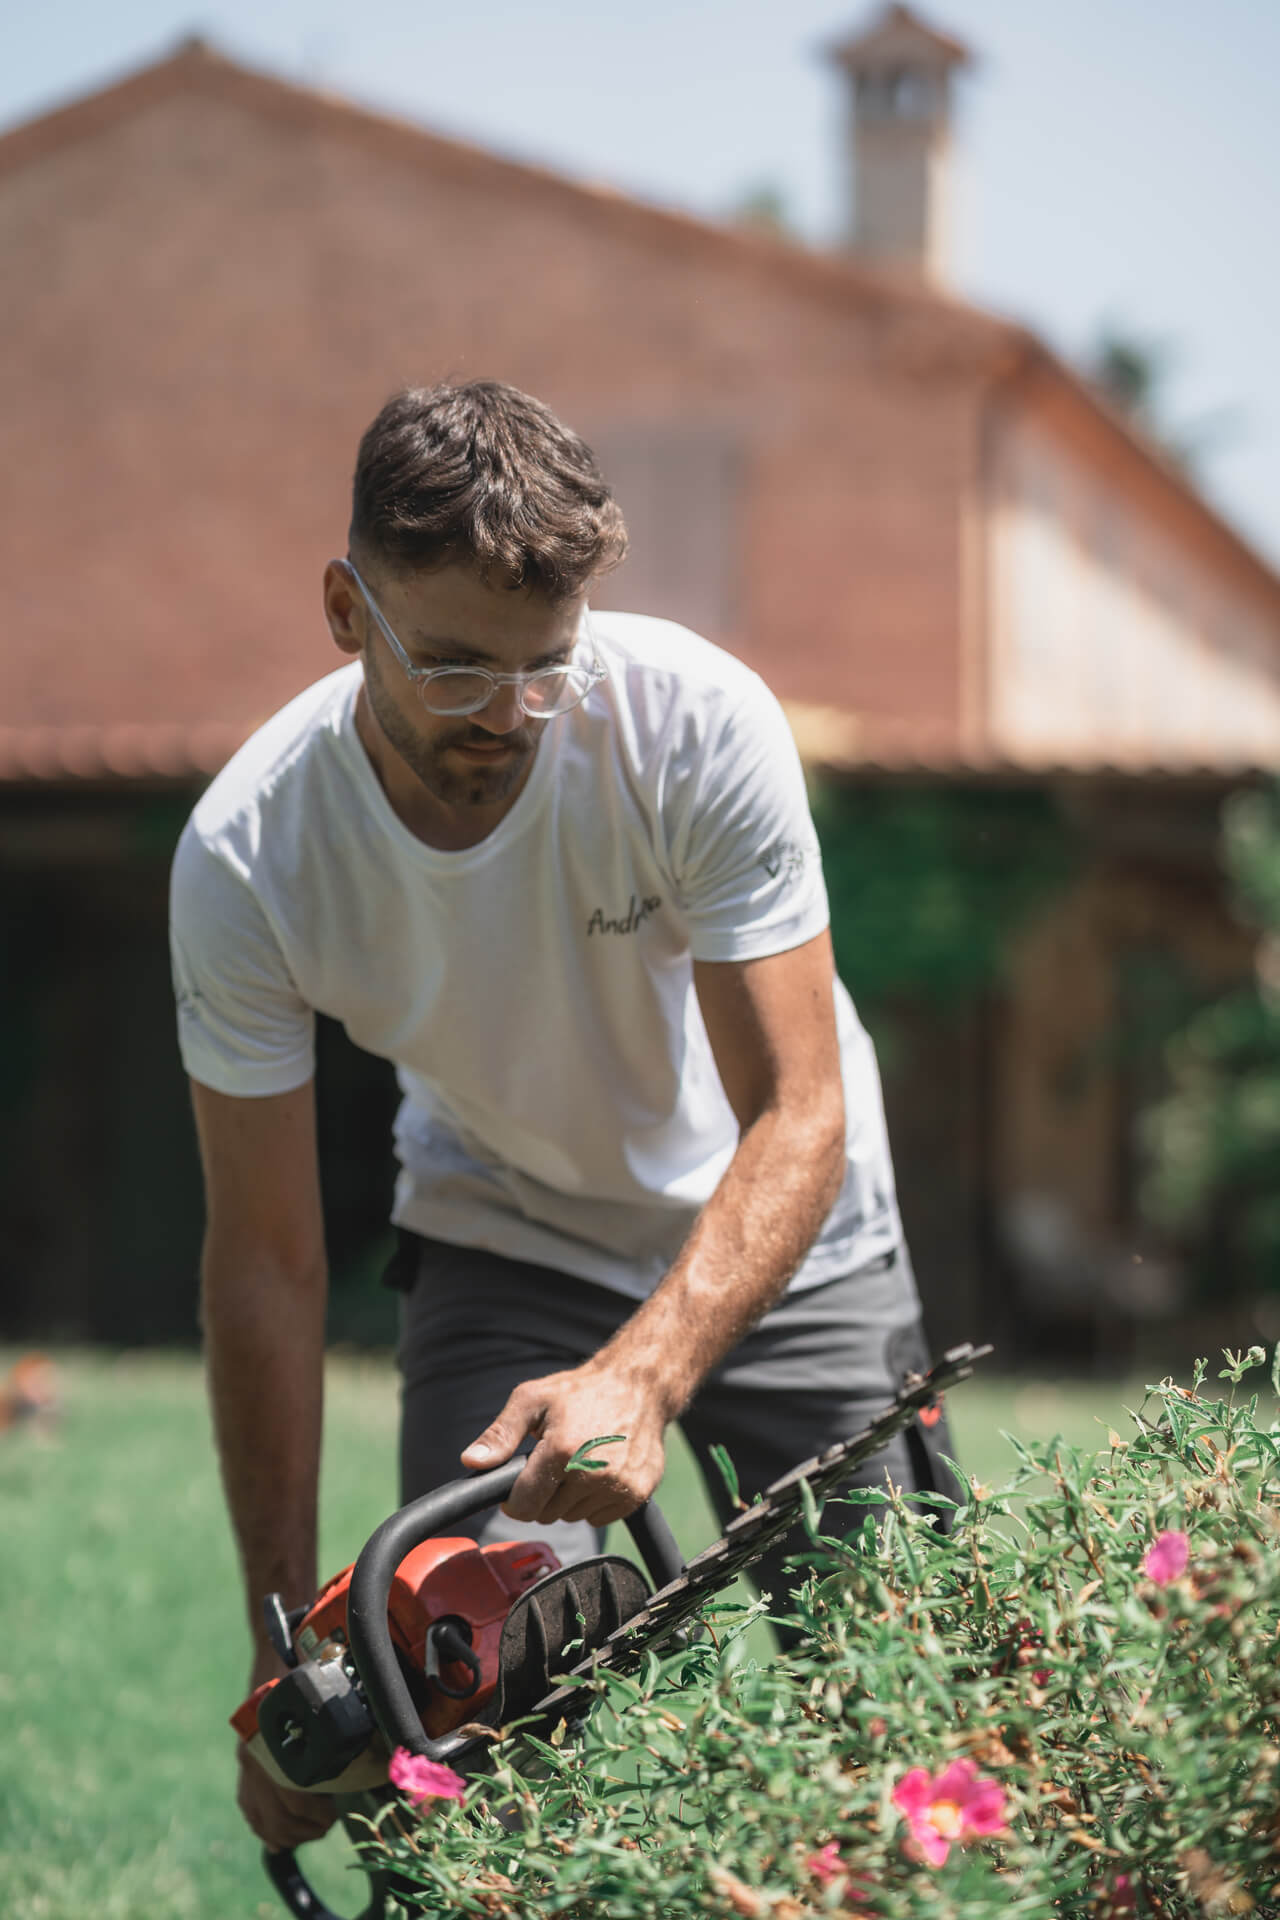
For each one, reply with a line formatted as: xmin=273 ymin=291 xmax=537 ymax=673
xmin=0 ymin=36 xmax=229 ymax=173
xmin=0 ymin=35 xmax=1013 ymax=344
xmin=1 ymin=38 xmax=1275 ymax=600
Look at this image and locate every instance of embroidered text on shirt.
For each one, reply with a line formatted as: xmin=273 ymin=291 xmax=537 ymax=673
xmin=587 ymin=895 xmax=662 ymax=936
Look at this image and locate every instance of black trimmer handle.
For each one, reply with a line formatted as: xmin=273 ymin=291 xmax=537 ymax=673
xmin=347 ymin=1462 xmax=685 ymax=1762
xmin=264 ymin=1842 xmax=384 ymax=1919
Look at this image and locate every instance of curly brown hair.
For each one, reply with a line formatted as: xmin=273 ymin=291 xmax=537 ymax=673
xmin=349 ymin=381 xmax=628 ymax=599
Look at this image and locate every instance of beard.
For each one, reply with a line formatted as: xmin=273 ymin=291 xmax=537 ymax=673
xmin=362 ymin=646 xmax=538 ymax=808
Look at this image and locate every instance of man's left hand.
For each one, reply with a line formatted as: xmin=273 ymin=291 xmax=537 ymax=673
xmin=459 ymin=1362 xmax=669 ymax=1527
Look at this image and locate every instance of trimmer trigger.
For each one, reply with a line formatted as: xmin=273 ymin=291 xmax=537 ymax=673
xmin=263 ymin=1591 xmax=306 ymax=1669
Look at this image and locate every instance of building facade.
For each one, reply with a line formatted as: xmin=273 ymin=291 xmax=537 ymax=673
xmin=1 ymin=17 xmax=1276 ymax=1351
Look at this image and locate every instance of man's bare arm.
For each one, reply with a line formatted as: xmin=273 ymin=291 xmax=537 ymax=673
xmin=462 ymin=929 xmax=847 ymax=1524
xmin=192 ymin=1077 xmax=329 ymax=1653
xmin=192 ymin=1082 xmax=330 ymax=1651
xmin=597 ymin=928 xmax=847 ymax=1406
xmin=192 ymin=1076 xmax=337 ymax=1851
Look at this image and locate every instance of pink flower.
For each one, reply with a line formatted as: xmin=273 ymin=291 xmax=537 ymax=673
xmin=805 ymin=1844 xmax=875 ymax=1914
xmin=1001 ymin=1616 xmax=1052 ymax=1688
xmin=1093 ymin=1871 xmax=1140 ymax=1915
xmin=807 ymin=1842 xmax=844 ymax=1883
xmin=387 ymin=1746 xmax=467 ymax=1805
xmin=892 ymin=1758 xmax=1009 ymax=1866
xmin=1142 ymin=1530 xmax=1189 ymax=1586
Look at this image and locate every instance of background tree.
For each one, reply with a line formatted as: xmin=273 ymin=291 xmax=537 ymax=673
xmin=1085 ymin=319 xmax=1244 ymax=478
xmin=726 ymin=179 xmax=794 ymax=237
xmin=1141 ymin=781 xmax=1280 ymax=1302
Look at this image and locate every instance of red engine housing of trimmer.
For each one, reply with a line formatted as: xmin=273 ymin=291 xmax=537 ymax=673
xmin=232 ymin=1535 xmax=560 ymax=1748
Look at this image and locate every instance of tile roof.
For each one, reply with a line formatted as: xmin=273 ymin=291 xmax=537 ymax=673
xmin=781 ymin=703 xmax=1280 ymax=782
xmin=0 ymin=38 xmax=1012 ymax=344
xmin=1 ymin=39 xmax=1276 ymax=784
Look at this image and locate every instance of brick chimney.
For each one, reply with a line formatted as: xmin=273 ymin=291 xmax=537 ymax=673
xmin=827 ymin=3 xmax=973 ymax=287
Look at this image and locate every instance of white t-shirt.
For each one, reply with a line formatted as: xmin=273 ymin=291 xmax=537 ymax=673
xmin=170 ymin=612 xmax=902 ymax=1299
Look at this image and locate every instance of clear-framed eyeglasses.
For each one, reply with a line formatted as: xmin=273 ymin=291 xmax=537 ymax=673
xmin=345 ymin=560 xmax=606 ymax=719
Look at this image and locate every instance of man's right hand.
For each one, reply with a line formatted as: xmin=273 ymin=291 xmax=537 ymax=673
xmin=235 ymin=1650 xmax=339 ymax=1854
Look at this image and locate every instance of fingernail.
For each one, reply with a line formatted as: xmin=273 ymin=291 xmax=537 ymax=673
xmin=468 ymin=1442 xmax=492 ymax=1460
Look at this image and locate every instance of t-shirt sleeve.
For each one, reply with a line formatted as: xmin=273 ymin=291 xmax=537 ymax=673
xmin=668 ymin=673 xmax=830 ymax=963
xmin=169 ymin=821 xmax=316 ymax=1097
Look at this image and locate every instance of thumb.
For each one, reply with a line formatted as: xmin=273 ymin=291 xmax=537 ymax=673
xmin=460 ymin=1384 xmax=542 ymax=1469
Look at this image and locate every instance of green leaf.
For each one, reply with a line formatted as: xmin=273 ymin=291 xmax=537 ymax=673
xmin=798 ymin=1472 xmax=822 ymax=1542
xmin=564 ymin=1434 xmax=627 ymax=1474
xmin=708 ymin=1441 xmax=745 ymax=1511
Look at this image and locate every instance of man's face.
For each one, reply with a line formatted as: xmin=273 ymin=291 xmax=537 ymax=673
xmin=333 ymin=560 xmax=588 ymax=812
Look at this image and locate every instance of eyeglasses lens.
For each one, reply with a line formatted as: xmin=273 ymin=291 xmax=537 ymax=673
xmin=419 ymin=667 xmax=590 ymax=718
xmin=419 ymin=671 xmax=494 ymax=715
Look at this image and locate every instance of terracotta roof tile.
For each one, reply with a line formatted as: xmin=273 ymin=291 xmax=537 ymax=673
xmin=0 ymin=721 xmax=248 ymax=783
xmin=1 ymin=40 xmax=1276 ymax=786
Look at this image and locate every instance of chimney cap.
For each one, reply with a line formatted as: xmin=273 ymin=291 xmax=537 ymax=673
xmin=172 ymin=31 xmax=218 ymax=60
xmin=828 ymin=4 xmax=973 ymax=75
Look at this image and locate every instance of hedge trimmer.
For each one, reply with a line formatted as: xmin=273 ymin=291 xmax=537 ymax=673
xmin=232 ymin=1342 xmax=989 ymax=1918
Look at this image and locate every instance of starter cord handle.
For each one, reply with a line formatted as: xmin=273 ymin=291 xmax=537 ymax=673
xmin=347 ymin=1464 xmax=685 ymax=1760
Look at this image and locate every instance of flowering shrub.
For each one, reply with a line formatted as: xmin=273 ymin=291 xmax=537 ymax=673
xmin=362 ymin=1352 xmax=1280 ymax=1917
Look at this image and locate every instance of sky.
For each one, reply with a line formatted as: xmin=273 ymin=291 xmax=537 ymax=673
xmin=7 ymin=0 xmax=1279 ymax=568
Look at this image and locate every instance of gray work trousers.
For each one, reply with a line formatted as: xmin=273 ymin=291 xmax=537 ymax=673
xmin=393 ymin=1233 xmax=957 ymax=1638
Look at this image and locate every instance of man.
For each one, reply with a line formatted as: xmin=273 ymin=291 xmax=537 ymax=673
xmin=170 ymin=379 xmax=952 ymax=1853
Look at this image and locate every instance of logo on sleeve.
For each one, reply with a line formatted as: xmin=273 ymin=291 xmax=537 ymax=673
xmin=758 ymin=839 xmax=811 ymax=884
xmin=587 ymin=894 xmax=662 ymax=937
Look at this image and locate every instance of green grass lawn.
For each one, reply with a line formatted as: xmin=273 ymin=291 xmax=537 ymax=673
xmin=0 ymin=1349 xmax=1179 ymax=1919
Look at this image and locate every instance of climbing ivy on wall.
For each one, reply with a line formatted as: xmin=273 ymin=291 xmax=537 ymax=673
xmin=1141 ymin=781 xmax=1280 ymax=1297
xmin=810 ymin=779 xmax=1080 ymax=1010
